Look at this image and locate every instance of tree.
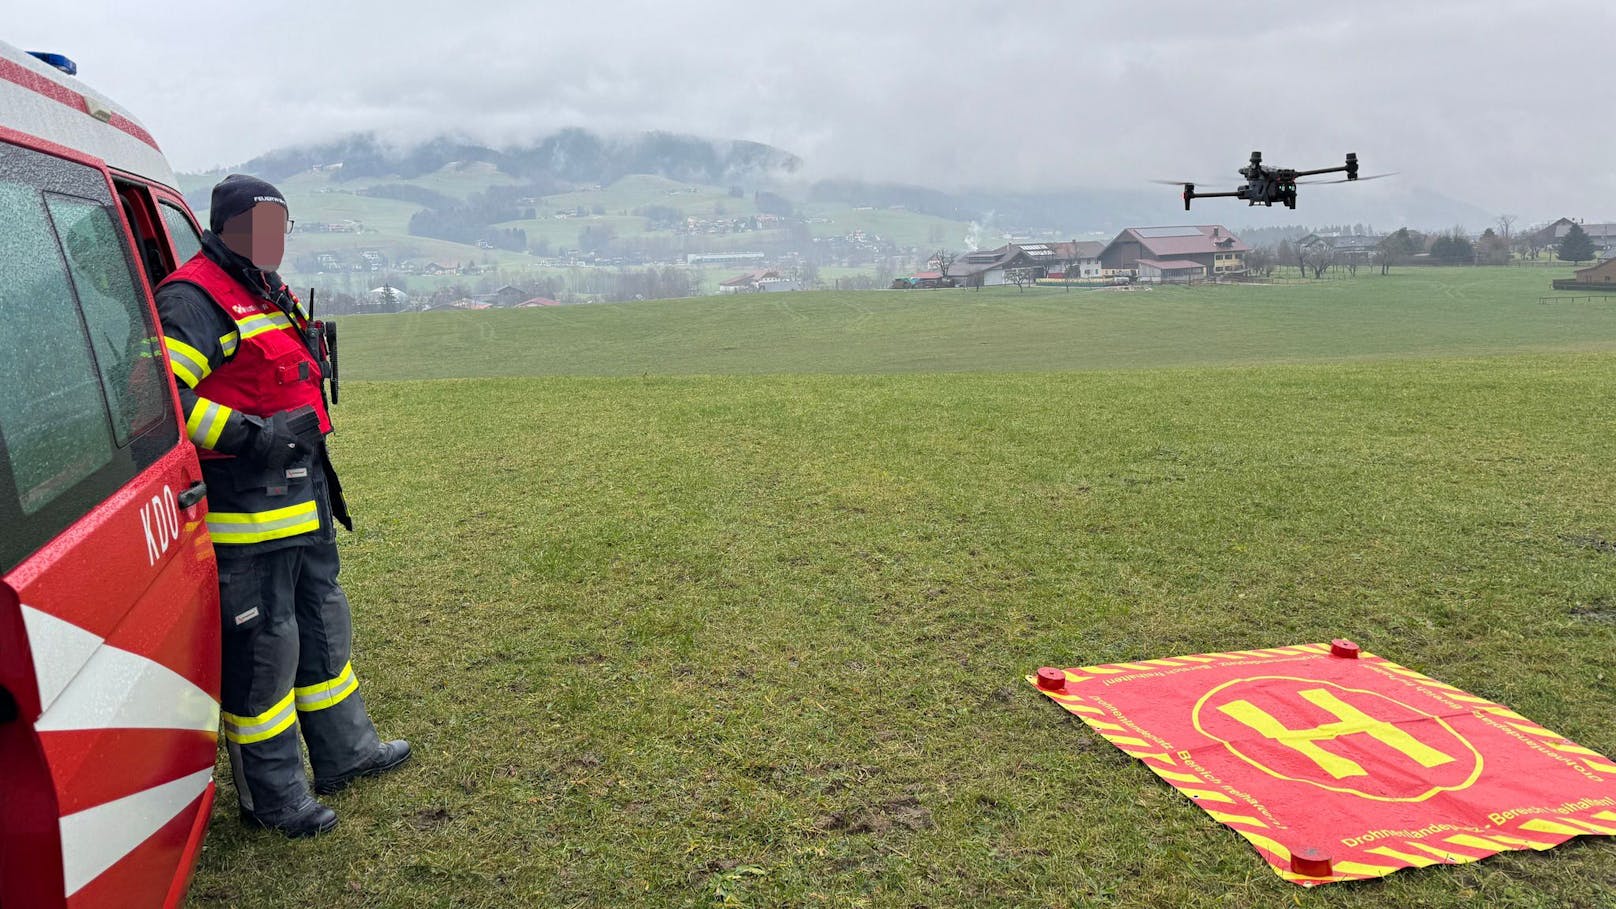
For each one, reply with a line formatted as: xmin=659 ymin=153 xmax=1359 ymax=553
xmin=1245 ymin=246 xmax=1275 ymax=277
xmin=1430 ymin=234 xmax=1474 ymax=264
xmin=578 ymin=224 xmax=616 ymax=255
xmin=1476 ymin=228 xmax=1509 ymax=265
xmin=1298 ymin=239 xmax=1334 ymax=278
xmin=1559 ymin=223 xmax=1596 ymax=264
xmin=1275 ymin=240 xmax=1298 ymax=276
xmin=1004 ymin=266 xmax=1038 ymax=291
xmin=1376 ymin=228 xmax=1417 ymax=274
xmin=1496 ymin=214 xmax=1516 ymax=243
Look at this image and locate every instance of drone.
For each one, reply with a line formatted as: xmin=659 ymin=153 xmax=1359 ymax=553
xmin=1156 ymin=151 xmax=1390 ymax=210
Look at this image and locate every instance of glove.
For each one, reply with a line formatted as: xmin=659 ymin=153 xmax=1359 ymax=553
xmin=249 ymin=406 xmax=321 ymax=471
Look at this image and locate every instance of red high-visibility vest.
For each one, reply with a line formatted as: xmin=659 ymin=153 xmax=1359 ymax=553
xmin=160 ymin=253 xmax=330 ymax=442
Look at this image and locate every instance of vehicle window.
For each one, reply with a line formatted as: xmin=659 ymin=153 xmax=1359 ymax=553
xmin=47 ymin=194 xmax=169 ymax=447
xmin=158 ymin=200 xmax=202 ymax=264
xmin=0 ymin=180 xmax=115 ymax=514
xmin=0 ymin=141 xmax=179 ymax=573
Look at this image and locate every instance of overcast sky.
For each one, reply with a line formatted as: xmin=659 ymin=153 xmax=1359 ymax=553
xmin=15 ymin=1 xmax=1615 ymax=223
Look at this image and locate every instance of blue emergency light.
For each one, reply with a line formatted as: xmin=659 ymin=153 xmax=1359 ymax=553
xmin=27 ymin=51 xmax=78 ymax=76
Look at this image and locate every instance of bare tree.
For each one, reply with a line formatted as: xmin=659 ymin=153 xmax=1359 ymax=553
xmin=1004 ymin=266 xmax=1038 ymax=291
xmin=1298 ymin=239 xmax=1334 ymax=278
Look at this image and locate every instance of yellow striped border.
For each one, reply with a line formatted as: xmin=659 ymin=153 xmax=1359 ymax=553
xmin=1030 ymin=642 xmax=1616 ymax=886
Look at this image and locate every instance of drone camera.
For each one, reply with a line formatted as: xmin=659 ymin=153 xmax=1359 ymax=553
xmin=1183 ymin=182 xmax=1195 ymax=211
xmin=1345 ymin=152 xmax=1358 ymax=180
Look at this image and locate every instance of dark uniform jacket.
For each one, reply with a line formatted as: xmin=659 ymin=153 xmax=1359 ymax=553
xmin=155 ymin=232 xmax=350 ymax=556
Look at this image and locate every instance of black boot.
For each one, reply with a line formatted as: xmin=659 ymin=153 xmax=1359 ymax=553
xmin=314 ymin=739 xmax=411 ymax=795
xmin=242 ymin=795 xmax=338 ymax=838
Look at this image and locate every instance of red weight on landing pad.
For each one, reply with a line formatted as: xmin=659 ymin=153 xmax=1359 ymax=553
xmin=1035 ymin=667 xmax=1067 ymax=691
xmin=1290 ymin=848 xmax=1333 ymax=878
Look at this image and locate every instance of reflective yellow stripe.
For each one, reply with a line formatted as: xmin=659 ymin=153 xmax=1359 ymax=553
xmin=185 ymin=399 xmax=233 ymax=449
xmin=221 ymin=691 xmax=297 ymax=744
xmin=219 ymin=330 xmax=240 ymax=357
xmin=164 ymin=336 xmax=209 ymax=387
xmin=295 ymin=662 xmax=358 ymax=712
xmin=237 ymin=311 xmax=294 ymax=340
xmin=206 ymin=500 xmax=320 ymax=545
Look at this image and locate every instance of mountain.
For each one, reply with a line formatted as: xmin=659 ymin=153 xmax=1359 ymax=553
xmin=226 ymin=129 xmax=800 ymax=191
xmin=192 ymin=130 xmax=1493 ymax=238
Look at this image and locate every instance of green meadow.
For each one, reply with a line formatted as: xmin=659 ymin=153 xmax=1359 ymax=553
xmin=188 ymin=269 xmax=1616 ymax=908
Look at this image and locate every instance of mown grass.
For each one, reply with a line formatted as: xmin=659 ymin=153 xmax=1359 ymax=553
xmin=189 ymin=345 xmax=1616 ymax=906
xmin=336 ymin=268 xmax=1616 ymax=381
xmin=193 ymin=271 xmax=1616 ymax=905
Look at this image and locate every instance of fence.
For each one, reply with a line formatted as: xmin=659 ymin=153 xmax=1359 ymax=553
xmin=1538 ymin=295 xmax=1616 ymax=304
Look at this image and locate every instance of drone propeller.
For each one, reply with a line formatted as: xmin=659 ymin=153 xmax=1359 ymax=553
xmin=1296 ymin=172 xmax=1397 ymax=185
xmin=1147 ymin=179 xmax=1216 ymax=186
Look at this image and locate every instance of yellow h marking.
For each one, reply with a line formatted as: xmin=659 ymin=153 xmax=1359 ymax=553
xmin=1217 ymin=689 xmax=1455 ymax=779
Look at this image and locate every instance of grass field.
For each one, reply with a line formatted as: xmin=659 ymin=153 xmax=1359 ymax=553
xmin=187 ymin=269 xmax=1616 ymax=908
xmin=339 ymin=268 xmax=1616 ymax=379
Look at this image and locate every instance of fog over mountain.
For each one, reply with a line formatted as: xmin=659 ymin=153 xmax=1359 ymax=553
xmin=20 ymin=0 xmax=1611 ymax=225
xmin=200 ymin=129 xmax=1496 ymax=235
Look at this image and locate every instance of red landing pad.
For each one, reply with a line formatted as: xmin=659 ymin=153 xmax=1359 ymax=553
xmin=1030 ymin=641 xmax=1616 ymax=885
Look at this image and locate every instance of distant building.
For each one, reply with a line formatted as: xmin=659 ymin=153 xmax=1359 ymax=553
xmin=1099 ymin=225 xmax=1248 ymax=277
xmin=1552 ymin=258 xmax=1616 ymax=291
xmin=479 ymin=285 xmax=527 ymax=307
xmin=687 ymin=252 xmax=767 ymax=267
xmin=514 ymin=297 xmax=563 ymax=307
xmin=1528 ymin=218 xmax=1616 ymax=253
xmin=945 ymin=245 xmax=1046 ymax=287
xmin=1299 ymin=233 xmax=1384 ymax=266
xmin=1048 ymin=240 xmax=1105 ymax=278
xmin=1135 ymin=259 xmax=1205 ymax=284
xmin=719 ymin=270 xmax=801 ymax=293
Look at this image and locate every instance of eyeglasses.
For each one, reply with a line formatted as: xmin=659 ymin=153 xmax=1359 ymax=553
xmin=285 ymin=219 xmax=296 ymax=235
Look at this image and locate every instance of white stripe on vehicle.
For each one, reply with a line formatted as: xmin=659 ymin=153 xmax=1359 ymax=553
xmin=57 ymin=767 xmax=214 ymax=897
xmin=19 ymin=605 xmax=104 ymax=714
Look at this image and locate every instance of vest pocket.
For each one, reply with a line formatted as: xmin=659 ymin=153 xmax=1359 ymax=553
xmin=232 ymin=461 xmax=314 ymax=497
xmin=268 ymin=348 xmax=316 ymax=386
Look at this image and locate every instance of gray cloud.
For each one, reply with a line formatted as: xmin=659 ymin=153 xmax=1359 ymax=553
xmin=15 ymin=0 xmax=1614 ymax=221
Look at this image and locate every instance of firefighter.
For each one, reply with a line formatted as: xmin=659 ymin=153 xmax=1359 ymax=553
xmin=155 ymin=175 xmax=408 ymax=838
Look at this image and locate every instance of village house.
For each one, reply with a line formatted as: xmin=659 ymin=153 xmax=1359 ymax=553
xmin=1048 ymin=240 xmax=1105 ymax=279
xmin=1098 ymin=225 xmax=1248 ymax=280
xmin=1299 ymin=233 xmax=1384 ymax=266
xmin=1528 ymin=218 xmax=1616 ymax=255
xmin=1135 ymin=259 xmax=1206 ymax=283
xmin=719 ymin=270 xmax=802 ymax=293
xmin=944 ymin=244 xmax=1047 ymax=288
xmin=1552 ymin=258 xmax=1616 ymax=290
xmin=477 ymin=285 xmax=528 ymax=307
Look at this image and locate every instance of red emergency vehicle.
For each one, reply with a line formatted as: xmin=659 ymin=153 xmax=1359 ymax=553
xmin=0 ymin=39 xmax=220 ymax=908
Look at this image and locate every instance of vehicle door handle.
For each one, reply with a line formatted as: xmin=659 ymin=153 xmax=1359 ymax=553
xmin=177 ymin=480 xmax=207 ymax=509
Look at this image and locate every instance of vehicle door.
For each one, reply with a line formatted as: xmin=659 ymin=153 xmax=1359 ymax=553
xmin=0 ymin=138 xmax=219 ymax=909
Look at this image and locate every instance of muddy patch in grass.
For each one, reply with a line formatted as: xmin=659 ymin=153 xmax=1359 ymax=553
xmin=1571 ymin=597 xmax=1616 ymax=624
xmin=408 ymin=806 xmax=453 ymax=830
xmin=1562 ymin=533 xmax=1616 ymax=555
xmin=818 ymin=796 xmax=935 ymax=835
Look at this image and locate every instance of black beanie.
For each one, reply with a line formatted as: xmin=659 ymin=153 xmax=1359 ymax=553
xmin=209 ymin=174 xmax=288 ymax=234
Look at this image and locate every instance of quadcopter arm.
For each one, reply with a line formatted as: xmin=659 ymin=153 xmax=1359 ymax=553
xmin=1293 ymin=153 xmax=1359 ymax=180
xmin=1291 ymin=165 xmax=1347 ymax=178
xmin=1183 ymin=189 xmax=1241 ymax=210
